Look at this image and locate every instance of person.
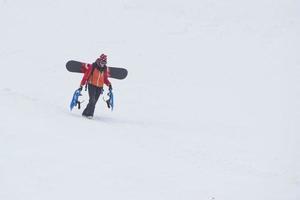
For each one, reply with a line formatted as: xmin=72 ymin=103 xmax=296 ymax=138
xmin=78 ymin=54 xmax=112 ymax=118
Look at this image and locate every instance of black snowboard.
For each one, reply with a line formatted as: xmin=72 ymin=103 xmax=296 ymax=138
xmin=66 ymin=60 xmax=128 ymax=80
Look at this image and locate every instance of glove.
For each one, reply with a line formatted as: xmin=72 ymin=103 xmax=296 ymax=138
xmin=78 ymin=86 xmax=83 ymax=91
xmin=109 ymin=84 xmax=113 ymax=91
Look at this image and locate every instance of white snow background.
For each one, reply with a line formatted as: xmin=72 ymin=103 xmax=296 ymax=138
xmin=0 ymin=0 xmax=299 ymax=199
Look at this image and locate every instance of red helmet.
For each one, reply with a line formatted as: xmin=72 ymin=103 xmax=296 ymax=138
xmin=99 ymin=54 xmax=107 ymax=62
xmin=96 ymin=54 xmax=107 ymax=66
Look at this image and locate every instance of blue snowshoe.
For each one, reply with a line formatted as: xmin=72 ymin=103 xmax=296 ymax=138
xmin=70 ymin=89 xmax=82 ymax=110
xmin=104 ymin=90 xmax=114 ymax=111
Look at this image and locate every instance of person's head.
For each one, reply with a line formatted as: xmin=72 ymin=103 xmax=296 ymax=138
xmin=96 ymin=54 xmax=107 ymax=67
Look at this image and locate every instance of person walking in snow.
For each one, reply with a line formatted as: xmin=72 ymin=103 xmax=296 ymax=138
xmin=78 ymin=54 xmax=112 ymax=118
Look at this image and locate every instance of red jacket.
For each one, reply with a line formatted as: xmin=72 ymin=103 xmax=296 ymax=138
xmin=80 ymin=63 xmax=111 ymax=88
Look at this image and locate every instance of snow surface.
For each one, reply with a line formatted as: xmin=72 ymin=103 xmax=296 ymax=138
xmin=0 ymin=0 xmax=299 ymax=199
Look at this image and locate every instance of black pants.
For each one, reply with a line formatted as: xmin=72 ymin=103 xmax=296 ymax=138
xmin=82 ymin=84 xmax=103 ymax=117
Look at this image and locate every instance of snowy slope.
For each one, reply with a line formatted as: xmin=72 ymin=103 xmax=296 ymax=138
xmin=0 ymin=0 xmax=299 ymax=199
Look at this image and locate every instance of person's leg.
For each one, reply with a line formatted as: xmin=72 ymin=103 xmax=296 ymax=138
xmin=82 ymin=84 xmax=97 ymax=117
xmin=93 ymin=86 xmax=103 ymax=104
xmin=82 ymin=84 xmax=103 ymax=117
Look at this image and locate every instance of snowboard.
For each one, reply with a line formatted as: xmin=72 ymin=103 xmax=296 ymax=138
xmin=66 ymin=60 xmax=128 ymax=80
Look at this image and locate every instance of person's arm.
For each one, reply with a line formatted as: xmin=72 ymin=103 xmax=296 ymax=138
xmin=104 ymin=68 xmax=112 ymax=90
xmin=80 ymin=64 xmax=92 ymax=87
xmin=80 ymin=63 xmax=89 ymax=73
